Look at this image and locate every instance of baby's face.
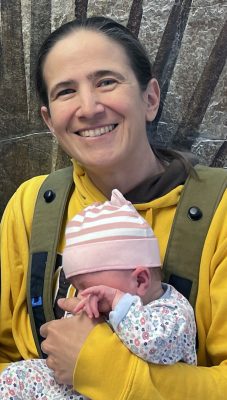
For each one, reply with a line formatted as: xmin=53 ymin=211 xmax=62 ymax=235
xmin=71 ymin=269 xmax=136 ymax=294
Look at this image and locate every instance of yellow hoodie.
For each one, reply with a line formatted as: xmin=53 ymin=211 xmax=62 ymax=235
xmin=1 ymin=161 xmax=227 ymax=399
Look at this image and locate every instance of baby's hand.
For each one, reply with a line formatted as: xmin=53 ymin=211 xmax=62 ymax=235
xmin=73 ymin=285 xmax=124 ymax=318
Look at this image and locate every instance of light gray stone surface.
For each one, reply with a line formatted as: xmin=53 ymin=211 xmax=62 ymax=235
xmin=160 ymin=1 xmax=226 ymax=135
xmin=87 ymin=0 xmax=133 ymax=24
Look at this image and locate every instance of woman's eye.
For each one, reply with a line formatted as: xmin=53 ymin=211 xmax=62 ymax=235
xmin=98 ymin=79 xmax=117 ymax=88
xmin=57 ymin=88 xmax=75 ymax=97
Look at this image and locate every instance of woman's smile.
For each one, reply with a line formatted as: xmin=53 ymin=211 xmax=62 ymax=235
xmin=75 ymin=124 xmax=117 ymax=137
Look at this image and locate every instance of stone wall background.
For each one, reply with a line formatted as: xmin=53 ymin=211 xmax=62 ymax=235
xmin=0 ymin=0 xmax=226 ymax=217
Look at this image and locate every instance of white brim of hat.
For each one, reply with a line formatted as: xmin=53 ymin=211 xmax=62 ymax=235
xmin=63 ymin=238 xmax=162 ymax=279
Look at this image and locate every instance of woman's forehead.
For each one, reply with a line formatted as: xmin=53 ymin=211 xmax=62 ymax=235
xmin=42 ymin=29 xmax=132 ymax=83
xmin=45 ymin=29 xmax=128 ymax=65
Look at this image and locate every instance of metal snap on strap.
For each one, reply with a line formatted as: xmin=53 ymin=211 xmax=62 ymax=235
xmin=188 ymin=206 xmax=203 ymax=221
xmin=43 ymin=190 xmax=56 ymax=203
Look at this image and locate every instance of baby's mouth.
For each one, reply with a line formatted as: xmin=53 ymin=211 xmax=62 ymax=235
xmin=76 ymin=124 xmax=117 ymax=137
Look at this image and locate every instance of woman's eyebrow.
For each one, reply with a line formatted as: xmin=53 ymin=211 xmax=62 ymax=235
xmin=89 ymin=70 xmax=126 ymax=81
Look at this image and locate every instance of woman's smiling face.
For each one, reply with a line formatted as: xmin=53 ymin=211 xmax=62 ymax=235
xmin=41 ymin=29 xmax=160 ymax=173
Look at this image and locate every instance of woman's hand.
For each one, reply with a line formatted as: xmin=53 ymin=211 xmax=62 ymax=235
xmin=40 ymin=298 xmax=97 ymax=385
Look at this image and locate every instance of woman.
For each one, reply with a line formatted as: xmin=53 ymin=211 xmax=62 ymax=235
xmin=0 ymin=16 xmax=227 ymax=399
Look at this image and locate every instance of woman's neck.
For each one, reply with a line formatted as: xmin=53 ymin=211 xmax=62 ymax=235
xmin=86 ymin=149 xmax=165 ymax=199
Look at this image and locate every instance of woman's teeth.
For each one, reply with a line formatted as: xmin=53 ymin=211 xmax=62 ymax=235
xmin=78 ymin=124 xmax=116 ymax=137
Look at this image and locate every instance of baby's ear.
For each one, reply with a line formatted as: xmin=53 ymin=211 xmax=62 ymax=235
xmin=132 ymin=267 xmax=150 ymax=296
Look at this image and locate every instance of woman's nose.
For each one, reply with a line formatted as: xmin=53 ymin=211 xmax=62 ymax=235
xmin=75 ymin=90 xmax=105 ymax=118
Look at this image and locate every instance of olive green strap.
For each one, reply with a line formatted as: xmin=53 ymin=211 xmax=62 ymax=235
xmin=27 ymin=166 xmax=74 ymax=356
xmin=163 ymin=165 xmax=227 ymax=308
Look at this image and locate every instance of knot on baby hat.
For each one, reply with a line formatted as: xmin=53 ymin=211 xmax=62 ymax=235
xmin=63 ymin=189 xmax=161 ymax=278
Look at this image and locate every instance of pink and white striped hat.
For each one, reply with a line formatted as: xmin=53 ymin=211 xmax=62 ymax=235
xmin=63 ymin=189 xmax=161 ymax=279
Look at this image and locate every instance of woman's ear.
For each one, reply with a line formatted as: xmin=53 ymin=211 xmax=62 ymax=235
xmin=144 ymin=78 xmax=160 ymax=122
xmin=41 ymin=106 xmax=54 ymax=134
xmin=132 ymin=267 xmax=150 ymax=297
